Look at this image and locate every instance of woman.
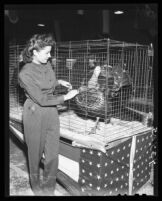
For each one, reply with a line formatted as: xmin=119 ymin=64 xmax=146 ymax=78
xmin=19 ymin=33 xmax=79 ymax=196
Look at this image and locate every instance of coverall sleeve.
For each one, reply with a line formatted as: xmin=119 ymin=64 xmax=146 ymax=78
xmin=19 ymin=71 xmax=64 ymax=107
xmin=55 ymin=79 xmax=60 ymax=86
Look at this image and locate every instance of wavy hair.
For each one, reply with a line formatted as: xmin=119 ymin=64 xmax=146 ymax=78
xmin=20 ymin=33 xmax=55 ymax=63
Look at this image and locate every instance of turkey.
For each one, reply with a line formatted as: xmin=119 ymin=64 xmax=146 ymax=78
xmin=74 ymin=63 xmax=133 ymax=122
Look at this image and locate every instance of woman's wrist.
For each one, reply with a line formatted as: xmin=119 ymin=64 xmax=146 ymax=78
xmin=58 ymin=79 xmax=61 ymax=85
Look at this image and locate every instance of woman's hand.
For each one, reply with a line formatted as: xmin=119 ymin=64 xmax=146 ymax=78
xmin=63 ymin=89 xmax=79 ymax=101
xmin=58 ymin=80 xmax=72 ymax=90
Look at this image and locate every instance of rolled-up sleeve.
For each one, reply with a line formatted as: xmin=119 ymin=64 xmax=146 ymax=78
xmin=19 ymin=71 xmax=64 ymax=107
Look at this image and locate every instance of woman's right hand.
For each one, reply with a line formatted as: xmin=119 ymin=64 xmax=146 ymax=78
xmin=63 ymin=89 xmax=79 ymax=101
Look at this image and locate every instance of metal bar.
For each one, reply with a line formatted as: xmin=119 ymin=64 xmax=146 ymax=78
xmin=128 ymin=135 xmax=136 ymax=195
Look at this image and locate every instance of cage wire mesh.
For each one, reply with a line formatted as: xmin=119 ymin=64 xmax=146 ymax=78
xmin=9 ymin=39 xmax=154 ymax=143
xmin=9 ymin=42 xmax=26 ymax=121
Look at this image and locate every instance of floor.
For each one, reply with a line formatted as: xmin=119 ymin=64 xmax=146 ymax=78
xmin=9 ymin=132 xmax=154 ymax=196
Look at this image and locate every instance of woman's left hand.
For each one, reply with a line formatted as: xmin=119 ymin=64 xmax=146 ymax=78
xmin=58 ymin=80 xmax=72 ymax=90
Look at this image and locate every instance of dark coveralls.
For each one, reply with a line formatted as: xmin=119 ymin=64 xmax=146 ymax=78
xmin=19 ymin=61 xmax=64 ymax=195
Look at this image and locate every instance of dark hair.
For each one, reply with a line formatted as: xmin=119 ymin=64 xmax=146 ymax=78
xmin=20 ymin=33 xmax=55 ymax=63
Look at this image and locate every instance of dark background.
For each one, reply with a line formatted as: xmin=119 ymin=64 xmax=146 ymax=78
xmin=4 ymin=4 xmax=157 ymax=45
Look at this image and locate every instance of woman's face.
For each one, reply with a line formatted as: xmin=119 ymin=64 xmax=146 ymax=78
xmin=33 ymin=46 xmax=52 ymax=64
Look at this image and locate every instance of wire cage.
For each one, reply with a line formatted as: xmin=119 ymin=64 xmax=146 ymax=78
xmin=9 ymin=42 xmax=25 ymax=122
xmin=9 ymin=38 xmax=154 ymax=149
xmin=53 ymin=39 xmax=154 ymax=142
